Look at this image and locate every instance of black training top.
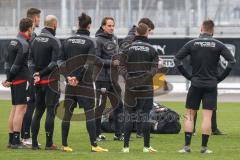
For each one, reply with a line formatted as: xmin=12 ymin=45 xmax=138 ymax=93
xmin=122 ymin=36 xmax=158 ymax=85
xmin=58 ymin=29 xmax=97 ymax=83
xmin=175 ymin=33 xmax=236 ymax=88
xmin=4 ymin=32 xmax=30 ymax=82
xmin=95 ymin=27 xmax=119 ymax=82
xmin=29 ymin=27 xmax=61 ymax=79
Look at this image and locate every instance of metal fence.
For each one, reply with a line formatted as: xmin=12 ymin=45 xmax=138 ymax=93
xmin=0 ymin=0 xmax=240 ymax=37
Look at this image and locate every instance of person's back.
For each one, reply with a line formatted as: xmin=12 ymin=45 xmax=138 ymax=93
xmin=30 ymin=15 xmax=60 ymax=150
xmin=120 ymin=18 xmax=155 ymax=53
xmin=63 ymin=34 xmax=94 ymax=59
xmin=61 ymin=29 xmax=96 ymax=82
xmin=178 ymin=34 xmax=234 ymax=87
xmin=3 ymin=18 xmax=33 ymax=149
xmin=6 ymin=34 xmax=30 ymax=81
xmin=127 ymin=39 xmax=157 ymax=76
xmin=59 ymin=13 xmax=109 ymax=153
xmin=123 ymin=23 xmax=158 ymax=89
xmin=122 ymin=23 xmax=158 ymax=153
xmin=175 ymin=19 xmax=235 ymax=154
xmin=121 ymin=18 xmax=157 ymax=139
xmin=31 ymin=27 xmax=60 ymax=79
xmin=175 ymin=20 xmax=235 ymax=89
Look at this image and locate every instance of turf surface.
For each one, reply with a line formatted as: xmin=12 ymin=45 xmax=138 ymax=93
xmin=0 ymin=100 xmax=239 ymax=160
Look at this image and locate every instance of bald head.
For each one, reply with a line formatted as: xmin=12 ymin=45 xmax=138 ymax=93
xmin=44 ymin=15 xmax=57 ymax=29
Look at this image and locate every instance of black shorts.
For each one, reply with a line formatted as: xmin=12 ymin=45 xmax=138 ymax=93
xmin=11 ymin=82 xmax=28 ymax=105
xmin=186 ymin=85 xmax=217 ymax=110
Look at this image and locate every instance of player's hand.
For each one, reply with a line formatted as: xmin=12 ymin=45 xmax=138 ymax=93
xmin=33 ymin=72 xmax=40 ymax=84
xmin=71 ymin=77 xmax=79 ymax=86
xmin=113 ymin=59 xmax=120 ymax=66
xmin=67 ymin=76 xmax=72 ymax=83
xmin=2 ymin=80 xmax=11 ymax=88
xmin=67 ymin=76 xmax=79 ymax=86
xmin=67 ymin=76 xmax=74 ymax=85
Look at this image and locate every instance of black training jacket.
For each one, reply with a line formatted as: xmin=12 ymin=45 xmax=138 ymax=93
xmin=95 ymin=27 xmax=119 ymax=82
xmin=121 ymin=36 xmax=159 ymax=86
xmin=29 ymin=28 xmax=61 ymax=79
xmin=4 ymin=33 xmax=30 ymax=82
xmin=123 ymin=25 xmax=136 ymax=42
xmin=58 ymin=29 xmax=97 ymax=83
xmin=174 ymin=33 xmax=236 ymax=88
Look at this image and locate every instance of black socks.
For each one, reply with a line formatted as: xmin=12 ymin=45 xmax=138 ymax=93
xmin=185 ymin=132 xmax=192 ymax=146
xmin=202 ymin=134 xmax=209 ymax=147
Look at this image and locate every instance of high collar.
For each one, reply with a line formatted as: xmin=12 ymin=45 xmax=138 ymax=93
xmin=199 ymin=32 xmax=213 ymax=38
xmin=95 ymin=27 xmax=113 ymax=39
xmin=127 ymin=25 xmax=137 ymax=36
xmin=134 ymin=36 xmax=149 ymax=43
xmin=19 ymin=32 xmax=30 ymax=40
xmin=41 ymin=27 xmax=56 ymax=36
xmin=76 ymin=28 xmax=90 ymax=36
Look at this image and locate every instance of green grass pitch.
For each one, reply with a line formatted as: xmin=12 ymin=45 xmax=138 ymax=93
xmin=0 ymin=100 xmax=239 ymax=160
